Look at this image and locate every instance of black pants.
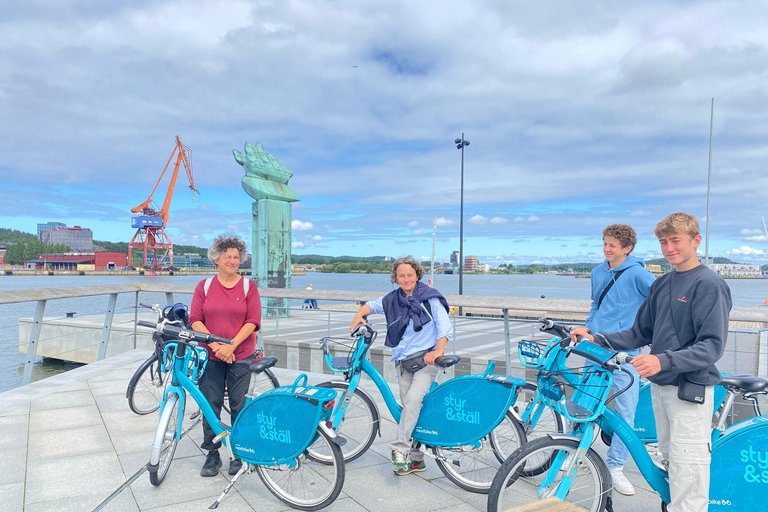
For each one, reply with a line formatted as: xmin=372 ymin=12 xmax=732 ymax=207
xmin=199 ymin=359 xmax=251 ymax=451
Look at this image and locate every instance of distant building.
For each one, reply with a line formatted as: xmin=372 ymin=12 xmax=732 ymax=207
xmin=37 ymin=222 xmax=66 ymax=240
xmin=41 ymin=225 xmax=93 ymax=252
xmin=26 ymin=252 xmax=126 ymax=271
xmin=450 ymin=251 xmax=460 ymax=267
xmin=707 ymin=263 xmax=762 ymax=277
xmin=173 ymin=253 xmax=214 ymax=268
xmin=479 ymin=263 xmax=491 ymax=272
xmin=645 ymin=264 xmax=663 ymax=276
xmin=0 ymin=241 xmax=6 ymax=265
xmin=464 ymin=255 xmax=479 ymax=272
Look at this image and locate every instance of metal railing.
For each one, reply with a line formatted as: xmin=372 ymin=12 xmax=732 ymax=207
xmin=3 ymin=283 xmax=767 ymax=387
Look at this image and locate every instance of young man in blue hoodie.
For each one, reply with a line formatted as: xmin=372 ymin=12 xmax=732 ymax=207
xmin=571 ymin=224 xmax=655 ymax=495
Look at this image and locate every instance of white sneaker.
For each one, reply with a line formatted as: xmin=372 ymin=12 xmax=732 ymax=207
xmin=610 ymin=468 xmax=635 ymax=496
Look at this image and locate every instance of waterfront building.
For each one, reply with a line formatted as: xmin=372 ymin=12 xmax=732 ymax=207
xmin=0 ymin=241 xmax=6 ymax=264
xmin=41 ymin=225 xmax=93 ymax=252
xmin=464 ymin=255 xmax=479 ymax=272
xmin=37 ymin=221 xmax=66 ymax=240
xmin=25 ymin=252 xmax=127 ymax=271
xmin=450 ymin=251 xmax=460 ymax=267
xmin=707 ymin=263 xmax=763 ymax=277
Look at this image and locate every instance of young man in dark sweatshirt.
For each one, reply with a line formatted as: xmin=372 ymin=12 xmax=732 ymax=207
xmin=572 ymin=212 xmax=732 ymax=512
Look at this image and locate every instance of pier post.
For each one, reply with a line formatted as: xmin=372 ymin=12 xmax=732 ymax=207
xmin=503 ymin=309 xmax=511 ymax=376
xmin=165 ymin=293 xmax=175 ymax=305
xmin=97 ymin=293 xmax=118 ymax=360
xmin=22 ymin=300 xmax=47 ymax=385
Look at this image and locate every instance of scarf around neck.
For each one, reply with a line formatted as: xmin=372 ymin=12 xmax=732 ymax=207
xmin=382 ymin=281 xmax=449 ymax=348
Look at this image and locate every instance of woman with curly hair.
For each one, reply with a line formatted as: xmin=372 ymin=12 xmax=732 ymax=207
xmin=189 ymin=233 xmax=261 ymax=478
xmin=350 ymin=255 xmax=452 ymax=476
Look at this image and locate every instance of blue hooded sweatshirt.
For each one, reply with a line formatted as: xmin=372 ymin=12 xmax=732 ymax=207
xmin=586 ymin=255 xmax=655 ymax=356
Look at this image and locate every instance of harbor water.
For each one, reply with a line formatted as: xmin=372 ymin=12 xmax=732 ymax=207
xmin=1 ymin=272 xmax=765 ymax=393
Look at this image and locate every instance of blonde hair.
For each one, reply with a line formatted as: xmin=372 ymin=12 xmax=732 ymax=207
xmin=390 ymin=256 xmax=424 ymax=283
xmin=654 ymin=212 xmax=700 ymax=239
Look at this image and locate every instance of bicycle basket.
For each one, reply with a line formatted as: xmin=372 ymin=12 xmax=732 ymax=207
xmin=537 ymin=366 xmax=613 ymax=423
xmin=518 ymin=340 xmax=544 ymax=368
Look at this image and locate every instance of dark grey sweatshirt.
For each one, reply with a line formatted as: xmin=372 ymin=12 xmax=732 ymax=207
xmin=601 ymin=264 xmax=732 ymax=386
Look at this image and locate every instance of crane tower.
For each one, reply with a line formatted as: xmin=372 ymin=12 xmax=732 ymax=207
xmin=128 ymin=136 xmax=199 ymax=269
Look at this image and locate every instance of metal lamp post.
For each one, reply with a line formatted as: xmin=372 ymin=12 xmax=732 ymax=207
xmin=455 ymin=134 xmax=470 ymax=316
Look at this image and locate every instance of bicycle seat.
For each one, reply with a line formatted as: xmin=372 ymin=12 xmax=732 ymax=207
xmin=233 ymin=355 xmax=278 ymax=373
xmin=435 ymin=355 xmax=460 ymax=368
xmin=720 ymin=375 xmax=768 ymax=393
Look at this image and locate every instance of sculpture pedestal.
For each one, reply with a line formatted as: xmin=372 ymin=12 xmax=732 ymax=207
xmin=252 ymin=199 xmax=291 ymax=318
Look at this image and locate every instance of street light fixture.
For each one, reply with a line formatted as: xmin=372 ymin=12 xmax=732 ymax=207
xmin=455 ymin=133 xmax=470 ymax=316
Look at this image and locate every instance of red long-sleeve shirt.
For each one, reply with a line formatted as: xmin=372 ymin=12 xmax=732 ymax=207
xmin=189 ymin=276 xmax=262 ymax=363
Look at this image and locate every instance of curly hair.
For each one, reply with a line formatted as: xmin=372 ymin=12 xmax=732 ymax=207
xmin=602 ymin=224 xmax=637 ymax=252
xmin=390 ymin=255 xmax=425 ymax=283
xmin=654 ymin=212 xmax=700 ymax=239
xmin=207 ymin=233 xmax=247 ymax=266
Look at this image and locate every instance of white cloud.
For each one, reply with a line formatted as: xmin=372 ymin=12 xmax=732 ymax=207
xmin=435 ymin=217 xmax=454 ymax=227
xmin=490 ymin=217 xmax=508 ymax=224
xmin=630 ymin=210 xmax=651 ymax=216
xmin=291 ymin=241 xmax=305 ymax=249
xmin=727 ymin=246 xmax=765 ymax=256
xmin=514 ymin=216 xmax=540 ymax=222
xmin=292 ymin=220 xmax=314 ymax=231
xmin=744 ymin=235 xmax=767 ymax=242
xmin=309 ymin=235 xmax=323 ymax=242
xmin=740 ymin=229 xmax=762 ymax=235
xmin=469 ymin=215 xmax=488 ymax=225
xmin=412 ymin=230 xmax=424 ymax=236
xmin=408 ymin=221 xmax=418 ymax=228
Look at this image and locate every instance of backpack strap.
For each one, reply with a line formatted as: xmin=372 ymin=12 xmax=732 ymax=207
xmin=204 ymin=276 xmax=250 ymax=296
xmin=243 ymin=277 xmax=250 ymax=295
xmin=203 ymin=277 xmax=214 ymax=296
xmin=596 ymin=268 xmax=628 ymax=310
xmin=422 ymin=299 xmax=432 ymax=318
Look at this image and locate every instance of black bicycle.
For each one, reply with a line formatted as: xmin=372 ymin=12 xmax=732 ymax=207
xmin=126 ymin=302 xmax=279 ymax=415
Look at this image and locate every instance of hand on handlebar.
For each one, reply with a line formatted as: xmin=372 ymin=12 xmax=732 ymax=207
xmin=570 ymin=327 xmax=593 ymax=343
xmin=424 ymin=348 xmax=444 ymax=365
xmin=350 ymin=316 xmax=368 ymax=333
xmin=631 ymin=354 xmax=661 ymax=377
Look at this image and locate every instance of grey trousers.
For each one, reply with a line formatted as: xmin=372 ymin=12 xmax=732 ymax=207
xmin=651 ymin=383 xmax=715 ymax=512
xmin=391 ymin=363 xmax=439 ymax=461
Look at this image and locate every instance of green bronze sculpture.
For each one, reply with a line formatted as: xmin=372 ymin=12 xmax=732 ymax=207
xmin=234 ymin=142 xmax=299 ymax=318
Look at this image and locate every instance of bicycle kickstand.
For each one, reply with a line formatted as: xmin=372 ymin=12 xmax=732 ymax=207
xmin=209 ymin=464 xmax=249 ymax=509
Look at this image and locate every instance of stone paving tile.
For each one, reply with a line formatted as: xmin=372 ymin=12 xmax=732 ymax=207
xmin=101 ymin=409 xmax=162 ymax=436
xmin=25 ymin=451 xmax=126 ymax=504
xmin=142 ymin=493 xmax=256 ymax=512
xmin=0 ymin=481 xmax=24 ymax=512
xmin=89 ymin=367 xmax=138 ymax=383
xmin=90 ymin=378 xmax=136 ymax=397
xmin=29 ymin=404 xmax=103 ymax=432
xmin=0 ymin=442 xmax=26 ymax=486
xmin=28 ymin=423 xmax=114 ymax=461
xmin=0 ymin=399 xmax=30 ymax=417
xmin=96 ymin=392 xmax=135 ymax=414
xmin=24 ymin=488 xmax=140 ymax=512
xmin=30 ymin=388 xmax=97 ymax=411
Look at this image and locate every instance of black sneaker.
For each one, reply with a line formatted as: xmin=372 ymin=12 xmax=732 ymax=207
xmin=200 ymin=450 xmax=222 ymax=477
xmin=228 ymin=457 xmax=243 ymax=476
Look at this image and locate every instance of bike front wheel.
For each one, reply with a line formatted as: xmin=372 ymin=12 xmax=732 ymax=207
xmin=127 ymin=353 xmax=169 ymax=415
xmin=308 ymin=381 xmax=379 ymax=463
xmin=257 ymin=428 xmax=345 ymax=511
xmin=148 ymin=391 xmax=183 ymax=486
xmin=434 ymin=413 xmax=526 ymax=494
xmin=487 ymin=436 xmax=611 ymax=512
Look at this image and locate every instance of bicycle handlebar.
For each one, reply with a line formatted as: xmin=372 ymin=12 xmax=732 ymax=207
xmin=138 ymin=320 xmax=234 ymax=345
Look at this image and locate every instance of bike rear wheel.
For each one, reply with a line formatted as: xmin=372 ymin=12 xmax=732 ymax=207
xmin=434 ymin=413 xmax=526 ymax=494
xmin=308 ymin=382 xmax=379 ymax=463
xmin=487 ymin=437 xmax=611 ymax=512
xmin=148 ymin=391 xmax=183 ymax=486
xmin=127 ymin=353 xmax=169 ymax=415
xmin=257 ymin=428 xmax=345 ymax=511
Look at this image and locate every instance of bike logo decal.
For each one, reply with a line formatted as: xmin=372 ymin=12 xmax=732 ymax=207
xmin=257 ymin=411 xmax=292 ymax=444
xmin=740 ymin=447 xmax=768 ymax=484
xmin=444 ymin=394 xmax=479 ymax=424
xmin=677 ymin=296 xmax=689 ymax=303
xmin=415 ymin=426 xmax=438 ymax=436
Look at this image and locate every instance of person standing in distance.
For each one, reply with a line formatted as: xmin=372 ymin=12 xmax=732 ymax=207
xmin=349 ymin=256 xmax=452 ymax=476
xmin=190 ymin=234 xmax=261 ymax=478
xmin=575 ymin=213 xmax=731 ymax=512
xmin=570 ymin=224 xmax=655 ymax=495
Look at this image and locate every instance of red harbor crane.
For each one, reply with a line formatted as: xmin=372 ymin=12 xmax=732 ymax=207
xmin=128 ymin=136 xmax=200 ymax=269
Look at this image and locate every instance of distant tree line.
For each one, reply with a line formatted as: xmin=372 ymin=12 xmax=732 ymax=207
xmin=3 ymin=241 xmax=71 ymax=264
xmin=318 ymin=261 xmax=392 ymax=273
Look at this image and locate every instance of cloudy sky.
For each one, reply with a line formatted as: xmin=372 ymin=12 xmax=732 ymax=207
xmin=2 ymin=0 xmax=767 ymax=265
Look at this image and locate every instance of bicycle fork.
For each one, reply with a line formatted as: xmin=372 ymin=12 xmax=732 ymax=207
xmin=543 ymin=423 xmax=596 ymax=501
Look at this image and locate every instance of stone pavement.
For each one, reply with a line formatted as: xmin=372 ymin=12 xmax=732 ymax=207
xmin=0 ymin=350 xmax=663 ymax=512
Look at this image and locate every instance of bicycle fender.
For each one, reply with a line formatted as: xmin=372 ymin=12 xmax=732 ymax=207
xmin=546 ymin=432 xmax=582 ymax=443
